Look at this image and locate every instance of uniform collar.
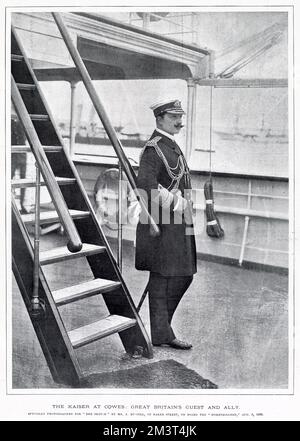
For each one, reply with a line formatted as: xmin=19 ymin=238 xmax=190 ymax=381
xmin=152 ymin=129 xmax=182 ymax=156
xmin=155 ymin=128 xmax=175 ymax=142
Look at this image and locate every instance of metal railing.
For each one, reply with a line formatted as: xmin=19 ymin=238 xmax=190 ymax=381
xmin=193 ymin=179 xmax=288 ymax=265
xmin=127 ymin=12 xmax=198 ymax=45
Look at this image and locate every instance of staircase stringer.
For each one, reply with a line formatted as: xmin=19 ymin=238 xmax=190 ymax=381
xmin=12 ymin=199 xmax=83 ymax=386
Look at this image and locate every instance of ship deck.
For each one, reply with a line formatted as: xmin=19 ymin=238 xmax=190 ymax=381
xmin=12 ymin=231 xmax=289 ymax=390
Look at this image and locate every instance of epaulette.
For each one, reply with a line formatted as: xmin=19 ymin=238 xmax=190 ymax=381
xmin=139 ymin=136 xmax=162 ymax=162
xmin=145 ymin=136 xmax=162 ymax=147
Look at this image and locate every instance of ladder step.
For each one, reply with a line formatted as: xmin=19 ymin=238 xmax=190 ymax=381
xmin=52 ymin=278 xmax=122 ymax=306
xmin=29 ymin=114 xmax=49 ymax=121
xmin=69 ymin=315 xmax=137 ymax=349
xmin=11 ymin=54 xmax=24 ymax=62
xmin=17 ymin=83 xmax=36 ymax=91
xmin=12 ymin=145 xmax=62 ymax=154
xmin=22 ymin=209 xmax=90 ymax=225
xmin=12 ymin=177 xmax=76 ymax=188
xmin=40 ymin=243 xmax=106 ymax=265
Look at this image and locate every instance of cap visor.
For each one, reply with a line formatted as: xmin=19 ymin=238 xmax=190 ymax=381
xmin=165 ymin=110 xmax=185 ymax=115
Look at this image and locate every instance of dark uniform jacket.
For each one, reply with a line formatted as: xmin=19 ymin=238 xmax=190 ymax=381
xmin=135 ymin=130 xmax=197 ymax=277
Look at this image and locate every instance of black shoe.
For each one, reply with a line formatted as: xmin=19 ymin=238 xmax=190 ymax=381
xmin=168 ymin=338 xmax=193 ymax=350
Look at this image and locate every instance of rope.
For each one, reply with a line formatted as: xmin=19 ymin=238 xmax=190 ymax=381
xmin=204 ymin=86 xmax=224 ymax=239
xmin=209 ymin=86 xmax=213 ymax=180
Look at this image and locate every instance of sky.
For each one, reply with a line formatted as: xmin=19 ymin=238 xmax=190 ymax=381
xmin=35 ymin=10 xmax=288 ymax=136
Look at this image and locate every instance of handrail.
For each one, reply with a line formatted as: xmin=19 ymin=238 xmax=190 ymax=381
xmin=11 ymin=77 xmax=82 ymax=252
xmin=194 ymin=203 xmax=288 ymax=221
xmin=193 ymin=187 xmax=288 ymax=200
xmin=52 ymin=12 xmax=160 ymax=237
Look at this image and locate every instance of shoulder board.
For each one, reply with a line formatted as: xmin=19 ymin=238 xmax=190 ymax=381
xmin=144 ymin=136 xmax=162 ymax=148
xmin=139 ymin=136 xmax=162 ymax=162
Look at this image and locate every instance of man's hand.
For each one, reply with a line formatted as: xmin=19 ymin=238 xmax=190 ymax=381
xmin=156 ymin=184 xmax=174 ymax=208
xmin=172 ymin=189 xmax=188 ymax=212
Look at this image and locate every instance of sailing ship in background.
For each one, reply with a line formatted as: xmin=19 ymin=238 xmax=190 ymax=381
xmin=59 ymin=103 xmax=149 ymax=150
xmin=215 ymin=113 xmax=288 ymax=144
xmin=74 ymin=122 xmax=148 ymax=148
xmin=61 ymin=109 xmax=288 ymax=149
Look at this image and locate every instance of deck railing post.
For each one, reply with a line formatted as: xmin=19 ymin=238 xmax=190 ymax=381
xmin=117 ymin=161 xmax=123 ymax=272
xmin=30 ymin=162 xmax=46 ymax=317
xmin=186 ymin=78 xmax=196 ymax=161
xmin=69 ymin=80 xmax=78 ymax=157
xmin=239 ymin=180 xmax=252 ymax=266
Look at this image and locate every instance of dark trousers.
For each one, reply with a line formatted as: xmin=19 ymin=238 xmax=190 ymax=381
xmin=148 ymin=272 xmax=193 ymax=345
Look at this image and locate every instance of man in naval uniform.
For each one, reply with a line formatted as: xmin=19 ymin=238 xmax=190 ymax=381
xmin=135 ymin=99 xmax=197 ymax=350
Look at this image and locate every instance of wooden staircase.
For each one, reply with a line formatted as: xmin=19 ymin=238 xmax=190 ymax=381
xmin=11 ymin=25 xmax=153 ymax=387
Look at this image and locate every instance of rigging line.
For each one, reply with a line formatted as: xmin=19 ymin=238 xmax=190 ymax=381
xmin=209 ymin=86 xmax=213 ymax=179
xmin=217 ymin=34 xmax=282 ymax=78
xmin=181 ymin=13 xmax=184 ymax=48
xmin=227 ymin=33 xmax=281 ymax=71
xmin=218 ymin=35 xmax=281 ymax=77
xmin=217 ymin=20 xmax=286 ymax=58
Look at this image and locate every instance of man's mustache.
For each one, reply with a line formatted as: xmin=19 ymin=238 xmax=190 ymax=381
xmin=175 ymin=124 xmax=184 ymax=128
